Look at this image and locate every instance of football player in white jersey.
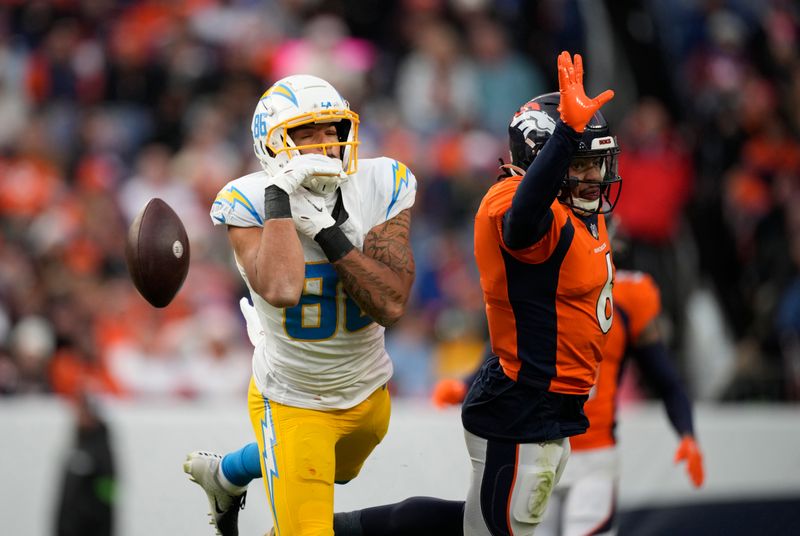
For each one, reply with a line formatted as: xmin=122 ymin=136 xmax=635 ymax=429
xmin=183 ymin=74 xmax=416 ymax=536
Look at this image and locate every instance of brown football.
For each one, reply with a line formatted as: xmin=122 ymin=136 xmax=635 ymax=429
xmin=125 ymin=198 xmax=190 ymax=308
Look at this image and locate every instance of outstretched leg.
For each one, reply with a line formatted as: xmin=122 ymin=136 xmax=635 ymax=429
xmin=335 ymin=497 xmax=464 ymax=536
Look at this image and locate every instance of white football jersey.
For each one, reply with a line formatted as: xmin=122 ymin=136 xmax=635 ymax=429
xmin=210 ymin=157 xmax=417 ymax=410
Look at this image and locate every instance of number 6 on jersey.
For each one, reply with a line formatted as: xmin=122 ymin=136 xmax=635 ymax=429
xmin=596 ymin=251 xmax=614 ymax=333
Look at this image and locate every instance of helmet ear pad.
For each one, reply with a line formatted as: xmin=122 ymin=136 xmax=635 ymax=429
xmin=333 ymin=119 xmax=353 ymax=168
xmin=334 ymin=120 xmax=351 ymax=144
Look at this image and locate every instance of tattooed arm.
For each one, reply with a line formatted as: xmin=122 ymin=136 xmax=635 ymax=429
xmin=331 ymin=209 xmax=415 ymax=327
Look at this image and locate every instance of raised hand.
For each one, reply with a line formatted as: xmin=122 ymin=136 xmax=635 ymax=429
xmin=674 ymin=435 xmax=705 ymax=488
xmin=556 ymin=51 xmax=614 ymax=132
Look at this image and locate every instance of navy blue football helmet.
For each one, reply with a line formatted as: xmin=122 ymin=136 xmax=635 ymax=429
xmin=507 ymin=92 xmax=622 ymax=214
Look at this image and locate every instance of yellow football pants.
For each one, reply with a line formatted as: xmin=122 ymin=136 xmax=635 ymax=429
xmin=247 ymin=378 xmax=391 ymax=536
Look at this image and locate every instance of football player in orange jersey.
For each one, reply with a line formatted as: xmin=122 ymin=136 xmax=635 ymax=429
xmin=434 ymin=267 xmax=705 ymax=535
xmin=333 ymin=50 xmax=621 ymax=536
xmin=458 ymin=50 xmax=619 ymax=536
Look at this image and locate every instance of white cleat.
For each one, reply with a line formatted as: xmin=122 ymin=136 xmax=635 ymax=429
xmin=184 ymin=451 xmax=246 ymax=536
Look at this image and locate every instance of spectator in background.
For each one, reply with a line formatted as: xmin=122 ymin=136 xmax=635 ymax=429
xmin=614 ymin=98 xmax=694 ymax=357
xmin=681 ymin=7 xmax=766 ymax=349
xmin=117 ymin=144 xmax=208 ymax=251
xmin=104 ymin=308 xmax=188 ymax=398
xmin=396 ymin=18 xmax=478 ymax=134
xmin=171 ymin=103 xmax=242 ymax=206
xmin=467 ymin=15 xmax=546 ymax=136
xmin=0 ymin=117 xmax=64 ymax=220
xmin=55 ymin=391 xmax=116 ymax=536
xmin=615 ymin=99 xmax=693 ymax=245
xmin=178 ymin=307 xmax=252 ymax=400
xmin=271 ymin=14 xmax=376 ymax=108
xmin=720 ymin=82 xmax=800 ymax=400
xmin=0 ymin=29 xmax=30 ymax=149
xmin=6 ymin=315 xmax=55 ymax=394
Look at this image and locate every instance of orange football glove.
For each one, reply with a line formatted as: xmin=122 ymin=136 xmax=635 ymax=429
xmin=556 ymin=51 xmax=615 ymax=132
xmin=431 ymin=378 xmax=468 ymax=408
xmin=674 ymin=435 xmax=705 ymax=488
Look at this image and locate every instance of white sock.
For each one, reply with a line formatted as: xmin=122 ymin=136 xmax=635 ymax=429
xmin=216 ymin=464 xmax=248 ymax=496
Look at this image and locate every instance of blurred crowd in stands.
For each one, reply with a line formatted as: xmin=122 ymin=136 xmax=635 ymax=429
xmin=0 ymin=0 xmax=798 ymax=403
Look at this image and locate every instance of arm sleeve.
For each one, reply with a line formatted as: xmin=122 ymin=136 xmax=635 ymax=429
xmin=633 ymin=341 xmax=695 ymax=436
xmin=502 ymin=121 xmax=581 ymax=249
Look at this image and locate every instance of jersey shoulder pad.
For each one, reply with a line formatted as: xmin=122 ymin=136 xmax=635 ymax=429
xmin=365 ymin=156 xmax=417 ymax=223
xmin=210 ymin=171 xmax=266 ymax=227
xmin=481 ymin=177 xmax=518 ymax=219
xmin=615 ymin=270 xmax=661 ymax=337
xmin=478 ymin=178 xmax=567 ymax=264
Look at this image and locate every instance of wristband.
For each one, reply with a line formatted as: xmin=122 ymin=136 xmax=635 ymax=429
xmin=264 ymin=185 xmax=292 ymax=220
xmin=314 ymin=225 xmax=354 ymax=262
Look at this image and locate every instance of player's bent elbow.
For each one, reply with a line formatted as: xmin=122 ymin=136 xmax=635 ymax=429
xmin=259 ymin=282 xmax=302 ymax=308
xmin=377 ymin=302 xmax=405 ymax=328
xmin=263 ymin=292 xmax=300 ymax=308
xmin=266 ymin=294 xmax=300 ymax=308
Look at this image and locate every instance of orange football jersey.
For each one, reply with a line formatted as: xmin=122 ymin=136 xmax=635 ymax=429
xmin=569 ymin=270 xmax=661 ymax=450
xmin=473 ymin=177 xmax=615 ymax=395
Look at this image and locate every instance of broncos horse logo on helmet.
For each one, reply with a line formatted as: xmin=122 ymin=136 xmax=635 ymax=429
xmin=506 ymin=91 xmax=622 ymax=214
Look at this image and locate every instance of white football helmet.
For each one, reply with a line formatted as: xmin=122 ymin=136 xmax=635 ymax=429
xmin=252 ymin=74 xmax=360 ymax=194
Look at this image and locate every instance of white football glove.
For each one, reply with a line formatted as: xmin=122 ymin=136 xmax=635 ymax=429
xmin=302 ymin=164 xmax=348 ymax=195
xmin=290 ymin=187 xmax=336 ymax=238
xmin=270 ymin=153 xmax=346 ymax=195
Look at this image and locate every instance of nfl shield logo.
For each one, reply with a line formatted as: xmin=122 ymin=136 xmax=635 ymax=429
xmin=589 ymin=223 xmax=599 ymax=239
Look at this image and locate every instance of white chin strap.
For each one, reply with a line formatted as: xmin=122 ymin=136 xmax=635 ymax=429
xmin=570 ymin=196 xmax=600 ymax=213
xmin=568 ymin=160 xmax=608 ymax=213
